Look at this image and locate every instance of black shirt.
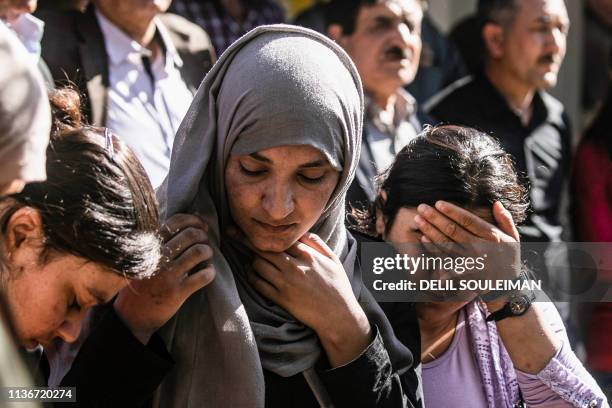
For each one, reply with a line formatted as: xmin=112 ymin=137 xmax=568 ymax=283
xmin=428 ymin=73 xmax=572 ymax=243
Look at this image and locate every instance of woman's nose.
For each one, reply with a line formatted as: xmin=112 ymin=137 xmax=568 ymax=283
xmin=261 ymin=183 xmax=295 ymax=220
xmin=55 ymin=317 xmax=83 ymax=343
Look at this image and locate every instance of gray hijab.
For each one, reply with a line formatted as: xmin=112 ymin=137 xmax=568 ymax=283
xmin=155 ymin=24 xmax=363 ymax=407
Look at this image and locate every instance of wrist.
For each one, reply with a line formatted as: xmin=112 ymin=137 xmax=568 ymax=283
xmin=113 ymin=301 xmax=154 ymax=344
xmin=316 ymin=304 xmax=371 ymax=350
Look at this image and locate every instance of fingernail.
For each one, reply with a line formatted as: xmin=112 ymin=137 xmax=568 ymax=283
xmin=417 ymin=204 xmax=430 ymax=214
xmin=414 ymin=215 xmax=424 ymax=225
xmin=435 ymin=201 xmax=447 ymax=211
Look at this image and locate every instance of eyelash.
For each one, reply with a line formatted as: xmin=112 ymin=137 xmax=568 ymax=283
xmin=239 ymin=164 xmax=325 ymax=184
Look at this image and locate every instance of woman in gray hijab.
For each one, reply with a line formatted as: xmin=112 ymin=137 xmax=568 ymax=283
xmin=154 ymin=24 xmax=420 ymax=408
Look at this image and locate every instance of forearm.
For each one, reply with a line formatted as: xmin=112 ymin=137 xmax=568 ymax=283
xmin=516 ymin=342 xmax=608 ymax=407
xmin=485 ymin=300 xmax=560 ymax=373
xmin=316 ymin=301 xmax=373 ymax=368
xmin=317 ymin=326 xmax=418 ymax=408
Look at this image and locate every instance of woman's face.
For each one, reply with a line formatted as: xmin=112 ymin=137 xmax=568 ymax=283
xmin=6 ymin=255 xmax=127 ymax=348
xmin=380 ymin=203 xmax=494 ymax=316
xmin=378 ymin=207 xmax=423 ymax=244
xmin=3 ymin=208 xmax=127 ymax=348
xmin=225 ymin=145 xmax=340 ymax=253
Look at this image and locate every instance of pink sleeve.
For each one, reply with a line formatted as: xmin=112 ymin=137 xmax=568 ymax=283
xmin=514 ymin=304 xmax=608 ymax=407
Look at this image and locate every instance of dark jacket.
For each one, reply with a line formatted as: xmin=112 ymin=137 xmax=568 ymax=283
xmin=37 ymin=5 xmax=215 ymax=126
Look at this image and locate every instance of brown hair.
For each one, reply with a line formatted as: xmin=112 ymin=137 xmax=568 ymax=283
xmin=1 ymin=88 xmax=160 ymax=278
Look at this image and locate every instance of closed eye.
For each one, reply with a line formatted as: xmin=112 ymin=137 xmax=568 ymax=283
xmin=239 ymin=163 xmax=266 ymax=176
xmin=299 ymin=174 xmax=325 ymax=184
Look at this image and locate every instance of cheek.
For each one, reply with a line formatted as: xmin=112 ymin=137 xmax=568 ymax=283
xmin=226 ymin=171 xmax=262 ymax=221
xmin=7 ymin=279 xmax=67 ymax=339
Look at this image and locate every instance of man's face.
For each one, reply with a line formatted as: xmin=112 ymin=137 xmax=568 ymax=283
xmin=498 ymin=0 xmax=569 ymax=90
xmin=337 ymin=0 xmax=423 ymax=99
xmin=95 ymin=0 xmax=172 ymax=24
xmin=0 ymin=0 xmax=37 ymax=23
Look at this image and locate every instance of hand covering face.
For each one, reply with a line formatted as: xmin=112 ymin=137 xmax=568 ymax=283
xmin=156 ymin=24 xmax=363 ymax=407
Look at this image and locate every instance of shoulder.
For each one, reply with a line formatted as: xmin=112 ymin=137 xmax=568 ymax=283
xmin=539 ymin=91 xmax=570 ymax=130
xmin=36 ymin=7 xmax=81 ymax=29
xmin=424 ymin=75 xmax=475 ymax=112
xmin=158 ymin=13 xmax=214 ymax=55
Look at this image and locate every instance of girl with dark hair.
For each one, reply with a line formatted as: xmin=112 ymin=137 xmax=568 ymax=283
xmin=358 ymin=125 xmax=607 ymax=407
xmin=0 ymin=88 xmax=215 ymax=407
xmin=0 ymin=88 xmax=161 ymax=348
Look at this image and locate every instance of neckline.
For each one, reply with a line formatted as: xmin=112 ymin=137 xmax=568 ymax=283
xmin=422 ymin=308 xmax=466 ymax=369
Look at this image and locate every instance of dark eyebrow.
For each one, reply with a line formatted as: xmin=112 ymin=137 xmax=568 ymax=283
xmin=374 ymin=15 xmax=394 ymax=25
xmin=86 ymin=287 xmax=111 ymax=305
xmin=248 ymin=153 xmax=327 ymax=168
xmin=299 ymin=160 xmax=327 ymax=169
xmin=248 ymin=152 xmax=272 ymax=163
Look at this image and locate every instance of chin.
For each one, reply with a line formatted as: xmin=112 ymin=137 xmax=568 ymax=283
xmin=250 ymin=238 xmax=294 ymax=253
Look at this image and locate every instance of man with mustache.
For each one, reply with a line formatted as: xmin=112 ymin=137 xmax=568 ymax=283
xmin=427 ymin=0 xmax=573 ymax=320
xmin=325 ymin=0 xmax=429 ymax=213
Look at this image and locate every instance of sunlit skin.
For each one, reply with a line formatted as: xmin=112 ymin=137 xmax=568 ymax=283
xmin=0 ymin=179 xmax=25 ymax=196
xmin=225 ymin=145 xmax=340 ymax=253
xmin=484 ymin=0 xmax=570 ymax=112
xmin=329 ymin=0 xmax=423 ymax=109
xmin=0 ymin=0 xmax=36 ymax=23
xmin=2 ymin=207 xmax=127 ymax=348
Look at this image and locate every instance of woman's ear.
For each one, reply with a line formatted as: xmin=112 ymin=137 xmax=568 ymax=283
xmin=4 ymin=207 xmax=45 ymax=266
xmin=375 ymin=191 xmax=388 ymax=237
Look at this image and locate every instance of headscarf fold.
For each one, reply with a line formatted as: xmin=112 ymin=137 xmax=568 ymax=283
xmin=0 ymin=23 xmax=50 ymax=187
xmin=155 ymin=24 xmax=364 ymax=407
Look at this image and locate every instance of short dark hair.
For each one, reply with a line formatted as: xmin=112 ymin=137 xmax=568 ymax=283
xmin=352 ymin=125 xmax=528 ymax=234
xmin=325 ymin=0 xmax=426 ymax=35
xmin=478 ymin=0 xmax=519 ymax=27
xmin=1 ymin=88 xmax=161 ymax=279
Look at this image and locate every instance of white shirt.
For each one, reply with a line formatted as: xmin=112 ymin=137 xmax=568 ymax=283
xmin=2 ymin=13 xmax=44 ymax=63
xmin=365 ymin=89 xmax=419 ymax=173
xmin=96 ymin=11 xmax=194 ymax=188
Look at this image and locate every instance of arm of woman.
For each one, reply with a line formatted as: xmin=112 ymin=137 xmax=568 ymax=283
xmin=416 ymin=201 xmax=608 ymax=407
xmin=249 ymin=233 xmax=420 ymax=407
xmin=49 ymin=214 xmax=215 ymax=407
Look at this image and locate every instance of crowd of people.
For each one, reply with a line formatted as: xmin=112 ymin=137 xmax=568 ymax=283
xmin=0 ymin=0 xmax=610 ymax=407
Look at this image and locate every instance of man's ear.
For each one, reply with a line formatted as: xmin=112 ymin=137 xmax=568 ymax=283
xmin=482 ymin=23 xmax=505 ymax=59
xmin=4 ymin=207 xmax=45 ymax=265
xmin=327 ymin=24 xmax=344 ymax=43
xmin=375 ymin=191 xmax=388 ymax=237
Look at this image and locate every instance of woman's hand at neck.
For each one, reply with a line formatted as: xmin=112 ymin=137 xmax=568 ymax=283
xmin=240 ymin=231 xmax=373 ymax=368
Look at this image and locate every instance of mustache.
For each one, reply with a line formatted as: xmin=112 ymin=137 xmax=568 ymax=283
xmin=384 ymin=45 xmax=410 ymax=60
xmin=538 ymin=54 xmax=558 ymax=64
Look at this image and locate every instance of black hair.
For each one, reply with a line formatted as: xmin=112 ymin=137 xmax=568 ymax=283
xmin=1 ymin=88 xmax=161 ymax=279
xmin=477 ymin=0 xmax=519 ymax=26
xmin=351 ymin=125 xmax=528 ymax=234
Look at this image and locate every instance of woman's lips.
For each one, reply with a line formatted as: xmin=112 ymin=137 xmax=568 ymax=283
xmin=253 ymin=219 xmax=297 ymax=233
